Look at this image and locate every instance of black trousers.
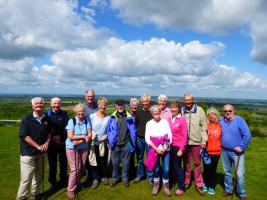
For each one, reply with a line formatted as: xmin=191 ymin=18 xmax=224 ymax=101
xmin=91 ymin=144 xmax=109 ymax=181
xmin=48 ymin=141 xmax=68 ymax=184
xmin=203 ymin=154 xmax=220 ymax=189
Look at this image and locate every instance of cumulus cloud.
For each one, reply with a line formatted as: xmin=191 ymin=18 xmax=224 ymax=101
xmin=1 ymin=37 xmax=266 ymax=98
xmin=0 ymin=0 xmax=110 ymax=60
xmin=105 ymin=0 xmax=267 ymax=65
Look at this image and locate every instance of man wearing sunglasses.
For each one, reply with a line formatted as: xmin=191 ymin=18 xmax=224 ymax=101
xmin=220 ymin=104 xmax=251 ymax=200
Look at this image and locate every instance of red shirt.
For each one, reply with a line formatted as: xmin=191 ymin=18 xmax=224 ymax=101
xmin=206 ymin=122 xmax=222 ymax=155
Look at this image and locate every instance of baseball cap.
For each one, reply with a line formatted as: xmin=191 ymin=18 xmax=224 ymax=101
xmin=115 ymin=99 xmax=125 ymax=106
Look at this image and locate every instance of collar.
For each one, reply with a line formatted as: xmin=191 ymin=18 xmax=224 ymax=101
xmin=224 ymin=116 xmax=235 ymax=123
xmin=171 ymin=114 xmax=182 ymax=119
xmin=183 ymin=103 xmax=197 ymax=113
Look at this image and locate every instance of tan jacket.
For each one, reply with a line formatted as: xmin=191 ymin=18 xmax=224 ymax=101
xmin=182 ymin=104 xmax=207 ymax=145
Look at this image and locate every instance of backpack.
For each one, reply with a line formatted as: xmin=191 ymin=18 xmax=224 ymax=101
xmin=72 ymin=117 xmax=88 ymax=130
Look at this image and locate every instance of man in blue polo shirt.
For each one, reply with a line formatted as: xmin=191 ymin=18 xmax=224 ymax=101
xmin=17 ymin=97 xmax=51 ymax=200
xmin=46 ymin=97 xmax=69 ymax=186
xmin=220 ymin=104 xmax=251 ymax=200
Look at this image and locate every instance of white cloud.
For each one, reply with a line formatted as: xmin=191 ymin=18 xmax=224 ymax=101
xmin=0 ymin=0 xmax=110 ymax=60
xmin=1 ymin=37 xmax=266 ymax=98
xmin=107 ymin=0 xmax=267 ymax=65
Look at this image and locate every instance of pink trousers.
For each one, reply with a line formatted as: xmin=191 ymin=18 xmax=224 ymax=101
xmin=66 ymin=148 xmax=88 ymax=193
xmin=183 ymin=145 xmax=204 ymax=188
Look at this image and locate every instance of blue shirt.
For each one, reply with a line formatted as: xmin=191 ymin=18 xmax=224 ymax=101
xmin=83 ymin=102 xmax=98 ymax=118
xmin=65 ymin=117 xmax=91 ymax=150
xmin=90 ymin=113 xmax=110 ymax=145
xmin=220 ymin=115 xmax=251 ymax=152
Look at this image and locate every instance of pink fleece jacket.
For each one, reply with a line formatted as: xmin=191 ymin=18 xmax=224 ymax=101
xmin=167 ymin=114 xmax=188 ymax=152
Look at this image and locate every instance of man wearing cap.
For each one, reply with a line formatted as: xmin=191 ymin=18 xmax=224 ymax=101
xmin=220 ymin=104 xmax=251 ymax=200
xmin=106 ymin=99 xmax=136 ymax=187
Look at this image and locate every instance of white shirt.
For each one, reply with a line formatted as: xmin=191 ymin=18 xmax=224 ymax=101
xmin=145 ymin=118 xmax=172 ymax=145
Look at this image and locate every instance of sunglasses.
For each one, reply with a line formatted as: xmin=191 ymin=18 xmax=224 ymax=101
xmin=224 ymin=110 xmax=233 ymax=113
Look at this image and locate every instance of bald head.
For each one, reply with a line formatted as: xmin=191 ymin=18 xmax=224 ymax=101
xmin=51 ymin=97 xmax=61 ymax=112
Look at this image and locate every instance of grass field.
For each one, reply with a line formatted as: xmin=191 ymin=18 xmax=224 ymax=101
xmin=0 ymin=126 xmax=266 ymax=200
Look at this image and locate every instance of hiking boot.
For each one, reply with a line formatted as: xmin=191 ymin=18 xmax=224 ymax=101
xmin=152 ymin=181 xmax=160 ymax=196
xmin=222 ymin=191 xmax=233 ymax=197
xmin=196 ymin=186 xmax=205 ymax=196
xmin=92 ymin=179 xmax=99 ymax=189
xmin=133 ymin=177 xmax=141 ymax=183
xmin=67 ymin=191 xmax=75 ymax=199
xmin=148 ymin=178 xmax=153 ymax=186
xmin=123 ymin=181 xmax=129 ymax=187
xmin=163 ymin=182 xmax=171 ymax=197
xmin=101 ymin=178 xmax=109 ymax=185
xmin=175 ymin=189 xmax=184 ymax=196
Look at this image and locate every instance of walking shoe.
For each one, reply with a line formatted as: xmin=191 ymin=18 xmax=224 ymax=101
xmin=101 ymin=178 xmax=109 ymax=185
xmin=163 ymin=182 xmax=171 ymax=197
xmin=67 ymin=191 xmax=75 ymax=199
xmin=123 ymin=181 xmax=129 ymax=187
xmin=148 ymin=178 xmax=154 ymax=186
xmin=185 ymin=184 xmax=190 ymax=189
xmin=208 ymin=188 xmax=215 ymax=195
xmin=152 ymin=181 xmax=160 ymax=196
xmin=196 ymin=186 xmax=205 ymax=196
xmin=202 ymin=184 xmax=207 ymax=192
xmin=133 ymin=177 xmax=141 ymax=183
xmin=110 ymin=180 xmax=120 ymax=187
xmin=240 ymin=197 xmax=247 ymax=200
xmin=91 ymin=179 xmax=99 ymax=189
xmin=175 ymin=189 xmax=184 ymax=196
xmin=222 ymin=191 xmax=233 ymax=197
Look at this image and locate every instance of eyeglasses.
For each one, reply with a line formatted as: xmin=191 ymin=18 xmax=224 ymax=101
xmin=224 ymin=110 xmax=233 ymax=113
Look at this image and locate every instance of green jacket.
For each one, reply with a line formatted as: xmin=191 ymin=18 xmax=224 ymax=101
xmin=182 ymin=104 xmax=207 ymax=145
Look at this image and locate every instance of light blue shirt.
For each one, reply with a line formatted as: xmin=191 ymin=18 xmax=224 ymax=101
xmin=90 ymin=113 xmax=110 ymax=145
xmin=65 ymin=117 xmax=91 ymax=150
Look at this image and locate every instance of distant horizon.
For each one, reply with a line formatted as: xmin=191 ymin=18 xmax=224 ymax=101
xmin=1 ymin=92 xmax=267 ymax=101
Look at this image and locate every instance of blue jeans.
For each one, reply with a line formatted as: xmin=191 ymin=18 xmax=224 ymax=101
xmin=111 ymin=144 xmax=130 ymax=183
xmin=136 ymin=137 xmax=153 ymax=179
xmin=222 ymin=149 xmax=246 ymax=198
xmin=154 ymin=151 xmax=170 ymax=182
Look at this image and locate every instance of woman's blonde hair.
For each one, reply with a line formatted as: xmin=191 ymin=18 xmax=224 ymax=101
xmin=98 ymin=97 xmax=108 ymax=105
xmin=73 ymin=103 xmax=85 ymax=113
xmin=206 ymin=107 xmax=220 ymax=123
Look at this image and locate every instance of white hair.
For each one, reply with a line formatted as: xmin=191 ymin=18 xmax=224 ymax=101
xmin=31 ymin=97 xmax=44 ymax=105
xmin=130 ymin=98 xmax=140 ymax=105
xmin=85 ymin=89 xmax=95 ymax=95
xmin=140 ymin=93 xmax=151 ymax=102
xmin=184 ymin=92 xmax=194 ymax=99
xmin=150 ymin=105 xmax=162 ymax=113
xmin=158 ymin=94 xmax=168 ymax=101
xmin=51 ymin=97 xmax=61 ymax=104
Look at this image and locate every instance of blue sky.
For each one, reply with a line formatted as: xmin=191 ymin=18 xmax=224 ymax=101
xmin=0 ymin=0 xmax=267 ymax=99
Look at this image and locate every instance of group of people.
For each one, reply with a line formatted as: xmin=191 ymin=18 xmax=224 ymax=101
xmin=16 ymin=90 xmax=251 ymax=200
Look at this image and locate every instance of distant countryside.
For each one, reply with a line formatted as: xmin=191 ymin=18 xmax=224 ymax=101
xmin=0 ymin=94 xmax=267 ymax=200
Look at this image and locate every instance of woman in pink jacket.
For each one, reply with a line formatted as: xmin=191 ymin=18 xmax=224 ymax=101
xmin=168 ymin=100 xmax=188 ymax=196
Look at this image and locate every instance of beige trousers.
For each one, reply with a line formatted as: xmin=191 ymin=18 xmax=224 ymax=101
xmin=17 ymin=154 xmax=46 ymax=200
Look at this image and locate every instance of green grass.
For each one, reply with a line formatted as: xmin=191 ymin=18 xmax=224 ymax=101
xmin=1 ymin=126 xmax=266 ymax=200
